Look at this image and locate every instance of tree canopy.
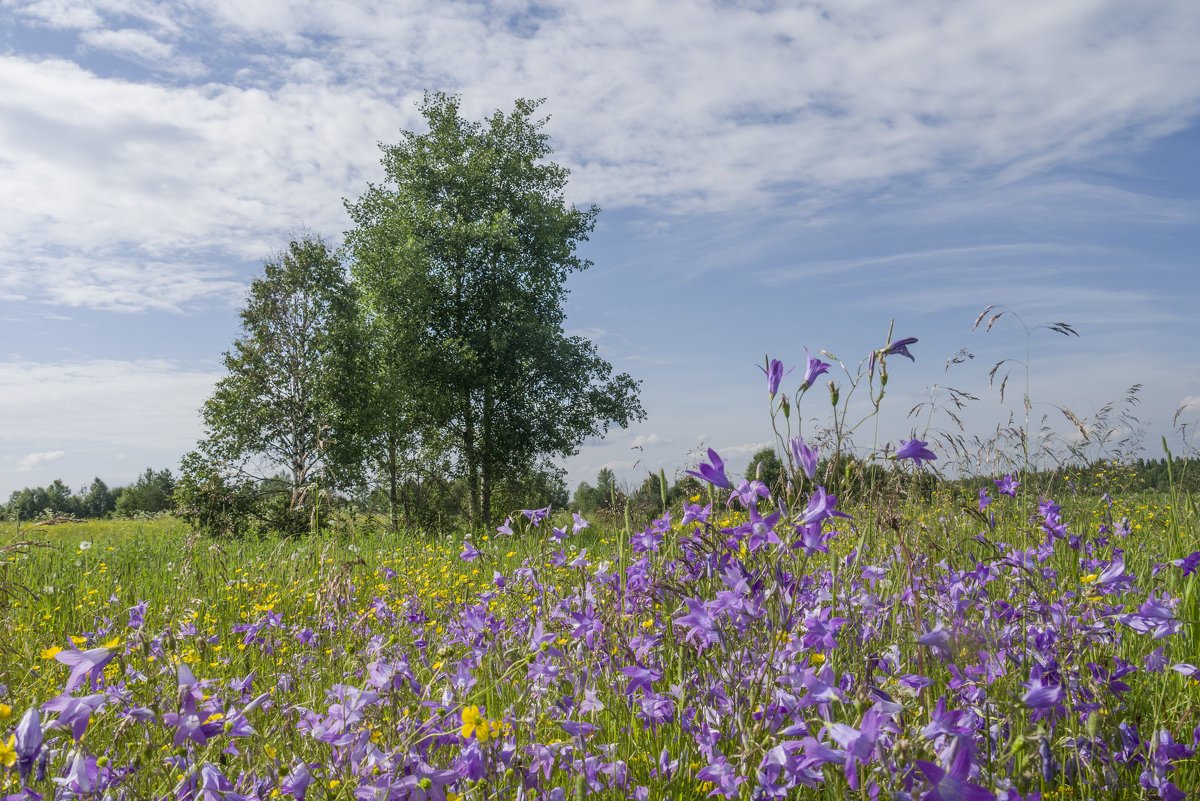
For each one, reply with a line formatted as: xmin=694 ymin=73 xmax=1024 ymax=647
xmin=345 ymin=93 xmax=644 ymax=527
xmin=179 ymin=235 xmax=363 ymax=536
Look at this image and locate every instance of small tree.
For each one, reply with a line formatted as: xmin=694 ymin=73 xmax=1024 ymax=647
xmin=183 ymin=235 xmax=364 ymax=536
xmin=81 ymin=477 xmax=117 ymax=517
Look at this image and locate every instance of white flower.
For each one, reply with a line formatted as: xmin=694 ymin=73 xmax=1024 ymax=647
xmin=78 ymin=541 xmax=92 ymax=551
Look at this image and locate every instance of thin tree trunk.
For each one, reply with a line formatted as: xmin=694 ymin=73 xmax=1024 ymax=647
xmin=463 ymin=395 xmax=480 ymax=530
xmin=386 ymin=434 xmax=399 ymax=533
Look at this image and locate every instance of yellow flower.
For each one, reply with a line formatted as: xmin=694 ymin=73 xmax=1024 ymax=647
xmin=70 ymin=635 xmax=86 ymax=647
xmin=1081 ymin=574 xmax=1098 ymax=585
xmin=41 ymin=646 xmax=63 ymax=660
xmin=460 ymin=705 xmax=490 ymax=742
xmin=0 ymin=703 xmax=11 ymax=720
xmin=0 ymin=735 xmax=15 ymax=768
xmin=810 ymin=653 xmax=826 ymax=666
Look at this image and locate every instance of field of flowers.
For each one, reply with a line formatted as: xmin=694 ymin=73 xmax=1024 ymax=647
xmin=2 ymin=336 xmax=1199 ymax=800
xmin=1 ymin=478 xmax=1197 ymax=800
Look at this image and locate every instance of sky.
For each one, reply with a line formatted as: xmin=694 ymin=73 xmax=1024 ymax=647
xmin=2 ymin=0 xmax=1199 ymax=500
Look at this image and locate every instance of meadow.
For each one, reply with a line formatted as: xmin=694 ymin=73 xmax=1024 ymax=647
xmin=1 ymin=471 xmax=1198 ymax=800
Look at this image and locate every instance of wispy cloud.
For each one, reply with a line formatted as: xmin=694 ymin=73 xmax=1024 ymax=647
xmin=631 ymin=433 xmax=669 ymax=448
xmin=0 ymin=358 xmax=221 ymax=494
xmin=16 ymin=449 xmax=64 ymax=470
xmin=0 ymin=1 xmax=1197 ymax=311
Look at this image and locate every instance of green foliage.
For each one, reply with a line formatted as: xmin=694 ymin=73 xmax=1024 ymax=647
xmin=183 ymin=235 xmax=363 ymax=537
xmin=345 ymin=92 xmax=644 ymax=529
xmin=80 ymin=477 xmax=117 ymax=517
xmin=745 ymin=446 xmax=785 ymax=495
xmin=114 ymin=468 xmax=174 ymax=516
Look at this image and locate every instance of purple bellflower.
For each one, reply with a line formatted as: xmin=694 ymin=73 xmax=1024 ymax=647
xmin=882 ymin=336 xmax=918 ymax=361
xmin=995 ymin=474 xmax=1020 ymax=497
xmin=42 ymin=693 xmax=105 ymax=742
xmin=916 ymin=745 xmax=996 ymax=801
xmin=1173 ymin=551 xmax=1200 ymax=577
xmin=760 ymin=358 xmax=784 ymax=397
xmin=14 ymin=706 xmax=43 ymax=782
xmin=789 ymin=436 xmax=819 ymax=481
xmin=54 ymin=645 xmax=117 ymax=693
xmin=895 ymin=439 xmax=937 ymax=466
xmin=800 ymin=351 xmax=830 ymax=391
xmin=687 ymin=449 xmax=731 ymax=490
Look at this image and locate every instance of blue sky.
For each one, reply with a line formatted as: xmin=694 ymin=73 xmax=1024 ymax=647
xmin=1 ymin=0 xmax=1198 ymax=498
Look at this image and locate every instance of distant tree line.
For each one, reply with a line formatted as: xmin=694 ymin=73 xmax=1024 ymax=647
xmin=3 ymin=468 xmax=176 ymax=521
xmin=567 ymin=449 xmax=1200 ymax=529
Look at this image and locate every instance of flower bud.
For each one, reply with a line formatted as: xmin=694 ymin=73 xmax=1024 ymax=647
xmin=828 ymin=381 xmax=839 ymax=407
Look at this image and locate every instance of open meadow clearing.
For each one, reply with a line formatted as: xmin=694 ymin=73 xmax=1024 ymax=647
xmin=4 ymin=5 xmax=1200 ymax=800
xmin=2 ymin=477 xmax=1198 ymax=799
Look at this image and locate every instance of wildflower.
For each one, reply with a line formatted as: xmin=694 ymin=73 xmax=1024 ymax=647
xmin=869 ymin=336 xmax=918 ymax=376
xmin=895 ymin=439 xmax=937 ymax=466
xmin=40 ymin=646 xmax=62 ymax=660
xmin=800 ymin=351 xmax=830 ymax=391
xmin=521 ymin=507 xmax=550 ymax=525
xmin=978 ymin=488 xmax=992 ymax=512
xmin=0 ymin=703 xmax=9 ymax=720
xmin=78 ymin=541 xmax=92 ymax=551
xmin=881 ymin=336 xmax=918 ymax=361
xmin=1021 ymin=667 xmax=1063 ymax=711
xmin=42 ymin=693 xmax=104 ymax=742
xmin=55 ymin=645 xmax=117 ymax=692
xmin=13 ymin=706 xmax=42 ymax=780
xmin=760 ymin=357 xmax=784 ymax=397
xmin=1119 ymin=593 xmax=1181 ymax=639
xmin=620 ymin=664 xmax=661 ymax=696
xmin=686 ymin=448 xmax=731 ymax=489
xmin=460 ymin=705 xmax=490 ymax=742
xmin=681 ymin=502 xmax=711 ymax=526
xmin=1094 ymin=554 xmax=1136 ymax=594
xmin=572 ymin=512 xmax=590 ymax=533
xmin=496 ymin=518 xmax=514 ymax=536
xmin=1173 ymin=551 xmax=1200 ymax=577
xmin=728 ymin=479 xmax=769 ymax=508
xmin=789 ymin=436 xmax=819 ymax=481
xmin=696 ymin=754 xmax=745 ymax=798
xmin=674 ymin=597 xmax=720 ymax=650
xmin=994 ymin=474 xmax=1020 ymax=497
xmin=127 ymin=600 xmax=148 ymax=629
xmin=917 ymin=746 xmax=996 ymax=801
xmin=0 ymin=736 xmax=15 ymax=768
xmin=797 ymin=486 xmax=848 ymax=527
xmin=828 ymin=708 xmax=887 ymax=790
xmin=280 ymin=761 xmax=313 ymax=799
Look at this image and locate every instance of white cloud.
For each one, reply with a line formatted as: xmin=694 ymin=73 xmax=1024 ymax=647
xmin=16 ymin=449 xmax=65 ymax=470
xmin=717 ymin=441 xmax=773 ymax=458
xmin=0 ymin=1 xmax=1197 ymax=311
xmin=80 ymin=28 xmax=172 ymax=60
xmin=0 ymin=358 xmax=221 ymax=494
xmin=631 ymin=433 xmax=669 ymax=448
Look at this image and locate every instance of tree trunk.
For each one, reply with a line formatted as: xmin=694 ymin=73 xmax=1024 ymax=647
xmin=463 ymin=395 xmax=481 ymax=530
xmin=386 ymin=434 xmax=399 ymax=533
xmin=481 ymin=383 xmax=493 ymax=527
